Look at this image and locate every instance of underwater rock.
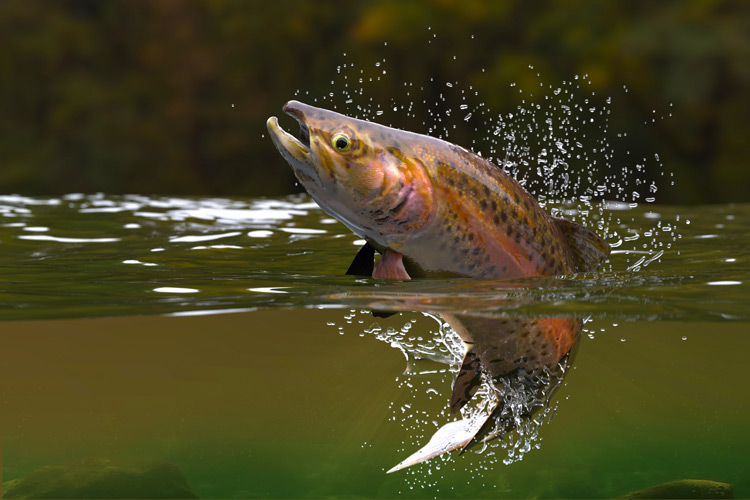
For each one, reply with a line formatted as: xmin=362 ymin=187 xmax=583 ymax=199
xmin=2 ymin=458 xmax=198 ymax=499
xmin=620 ymin=479 xmax=733 ymax=499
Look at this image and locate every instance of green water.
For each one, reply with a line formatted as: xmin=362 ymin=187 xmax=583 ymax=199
xmin=1 ymin=194 xmax=749 ymax=499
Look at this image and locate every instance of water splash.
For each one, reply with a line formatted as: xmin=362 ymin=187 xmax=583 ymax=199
xmin=302 ymin=35 xmax=690 ymax=482
xmin=311 ymin=50 xmax=681 ymax=274
xmin=329 ymin=309 xmax=575 ymax=481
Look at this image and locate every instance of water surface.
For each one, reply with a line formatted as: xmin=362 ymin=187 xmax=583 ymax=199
xmin=1 ymin=194 xmax=747 ymax=321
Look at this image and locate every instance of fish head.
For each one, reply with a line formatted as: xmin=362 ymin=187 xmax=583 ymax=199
xmin=267 ymin=101 xmax=435 ymax=248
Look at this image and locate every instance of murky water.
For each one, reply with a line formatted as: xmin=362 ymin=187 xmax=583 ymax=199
xmin=1 ymin=194 xmax=748 ymax=498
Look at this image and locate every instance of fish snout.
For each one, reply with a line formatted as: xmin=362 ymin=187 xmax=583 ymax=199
xmin=282 ymin=100 xmax=306 ymax=119
xmin=283 ymin=100 xmax=318 ymax=125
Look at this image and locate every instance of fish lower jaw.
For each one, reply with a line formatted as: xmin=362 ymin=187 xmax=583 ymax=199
xmin=267 ymin=116 xmax=312 ymax=166
xmin=294 ymin=169 xmax=317 ymax=185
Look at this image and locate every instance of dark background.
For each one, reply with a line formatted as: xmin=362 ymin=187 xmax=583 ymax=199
xmin=1 ymin=0 xmax=748 ymax=204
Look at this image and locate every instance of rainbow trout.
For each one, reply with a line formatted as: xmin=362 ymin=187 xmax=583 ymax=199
xmin=267 ymin=101 xmax=610 ymax=470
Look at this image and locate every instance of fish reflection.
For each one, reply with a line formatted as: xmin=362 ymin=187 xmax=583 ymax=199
xmin=387 ymin=312 xmax=581 ymax=472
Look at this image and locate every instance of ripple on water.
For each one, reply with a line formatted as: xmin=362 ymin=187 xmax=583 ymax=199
xmin=248 ymin=230 xmax=273 ymax=238
xmin=169 ymin=231 xmax=243 ymax=243
xmin=18 ymin=235 xmax=121 ymax=243
xmin=0 ymin=194 xmax=747 ymax=323
xmin=153 ymin=287 xmax=200 ymax=294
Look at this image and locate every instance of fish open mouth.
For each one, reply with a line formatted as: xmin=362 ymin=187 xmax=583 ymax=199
xmin=282 ymin=101 xmax=311 ymax=149
xmin=266 ymin=101 xmax=312 ymax=166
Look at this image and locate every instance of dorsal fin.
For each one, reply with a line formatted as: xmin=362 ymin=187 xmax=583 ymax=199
xmin=552 ymin=217 xmax=611 ymax=272
xmin=346 ymin=242 xmax=375 ymax=276
xmin=449 ymin=350 xmax=483 ymax=413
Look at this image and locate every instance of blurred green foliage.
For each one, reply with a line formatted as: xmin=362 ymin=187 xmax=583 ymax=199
xmin=1 ymin=0 xmax=747 ymax=203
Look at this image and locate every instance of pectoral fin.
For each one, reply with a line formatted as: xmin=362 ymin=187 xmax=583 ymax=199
xmin=372 ymin=248 xmax=411 ymax=280
xmin=450 ymin=350 xmax=483 ymax=413
xmin=346 ymin=242 xmax=376 ymax=276
xmin=351 ymin=245 xmax=406 ymax=316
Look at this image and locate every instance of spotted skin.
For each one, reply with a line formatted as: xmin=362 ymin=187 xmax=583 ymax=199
xmin=409 ymin=148 xmax=574 ymax=279
xmin=446 ymin=314 xmax=582 ymax=379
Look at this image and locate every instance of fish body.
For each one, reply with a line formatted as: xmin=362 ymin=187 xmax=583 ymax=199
xmin=267 ymin=101 xmax=609 ymax=471
xmin=446 ymin=314 xmax=581 ymax=381
xmin=267 ymin=101 xmax=608 ymax=280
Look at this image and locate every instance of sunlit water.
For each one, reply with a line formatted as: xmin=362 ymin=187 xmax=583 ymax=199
xmin=2 ymin=194 xmax=749 ymax=498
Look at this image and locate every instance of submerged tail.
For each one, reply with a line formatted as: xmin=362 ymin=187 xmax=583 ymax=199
xmin=386 ymin=403 xmax=497 ymax=473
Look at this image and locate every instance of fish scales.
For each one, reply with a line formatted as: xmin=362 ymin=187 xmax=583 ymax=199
xmin=381 ymin=140 xmax=570 ymax=278
xmin=430 ymin=147 xmax=574 ymax=278
xmin=446 ymin=314 xmax=582 ymax=378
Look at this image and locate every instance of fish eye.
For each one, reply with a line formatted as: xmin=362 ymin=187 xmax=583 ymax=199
xmin=332 ymin=133 xmax=352 ymax=153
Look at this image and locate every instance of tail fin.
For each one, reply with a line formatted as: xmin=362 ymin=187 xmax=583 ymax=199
xmin=386 ymin=404 xmax=497 ymax=473
xmin=551 ymin=217 xmax=610 ymax=272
